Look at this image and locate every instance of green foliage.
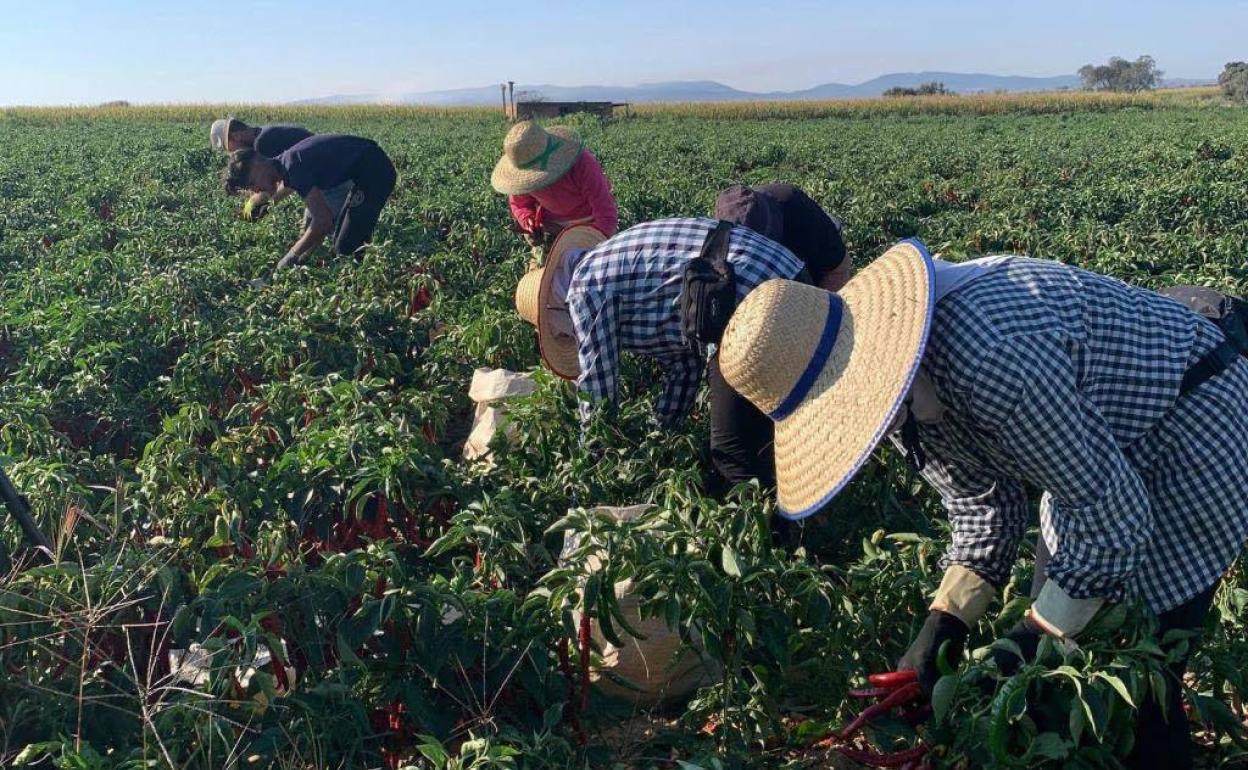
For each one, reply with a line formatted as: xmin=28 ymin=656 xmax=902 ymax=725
xmin=1219 ymin=61 xmax=1248 ymax=104
xmin=884 ymin=82 xmax=952 ymax=98
xmin=1078 ymin=56 xmax=1163 ymax=92
xmin=0 ymin=104 xmax=1246 ymax=768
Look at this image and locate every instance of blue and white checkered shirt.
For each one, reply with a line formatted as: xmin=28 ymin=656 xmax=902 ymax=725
xmin=568 ymin=218 xmax=804 ymax=427
xmin=896 ymin=257 xmax=1248 ymax=613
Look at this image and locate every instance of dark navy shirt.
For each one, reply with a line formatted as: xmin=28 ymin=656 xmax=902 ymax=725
xmin=277 ymin=134 xmax=376 ymax=197
xmin=253 ymin=125 xmax=313 ymax=159
xmin=755 ymin=183 xmax=847 ymax=280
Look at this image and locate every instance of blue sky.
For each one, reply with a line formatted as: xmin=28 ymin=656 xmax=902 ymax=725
xmin=1 ymin=0 xmax=1245 ymax=105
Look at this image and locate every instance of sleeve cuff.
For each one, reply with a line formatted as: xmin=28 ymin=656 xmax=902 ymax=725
xmin=1029 ymin=579 xmax=1104 ymax=639
xmin=930 ymin=565 xmax=997 ymax=626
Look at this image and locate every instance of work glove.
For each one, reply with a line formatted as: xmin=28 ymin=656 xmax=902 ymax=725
xmin=898 ymin=565 xmax=997 ymax=695
xmin=991 ymin=579 xmax=1102 ymax=675
xmin=898 ymin=609 xmax=970 ymax=695
xmin=991 ymin=616 xmax=1045 ymax=676
xmin=242 ymin=198 xmax=270 ymax=222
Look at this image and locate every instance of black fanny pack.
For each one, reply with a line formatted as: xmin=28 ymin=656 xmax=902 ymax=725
xmin=681 ymin=220 xmax=737 ymax=346
xmin=1159 ymin=285 xmax=1248 ymax=396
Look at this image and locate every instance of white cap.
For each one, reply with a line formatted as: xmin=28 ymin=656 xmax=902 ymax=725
xmin=210 ymin=118 xmax=230 ymax=152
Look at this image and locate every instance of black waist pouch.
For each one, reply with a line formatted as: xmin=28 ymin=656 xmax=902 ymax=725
xmin=681 ymin=220 xmax=737 ymax=346
xmin=1159 ymin=285 xmax=1248 ymax=395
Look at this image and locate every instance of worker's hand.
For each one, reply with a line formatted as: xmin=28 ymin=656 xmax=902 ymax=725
xmin=540 ymin=219 xmax=567 ymax=240
xmin=992 ymin=580 xmax=1100 ymax=675
xmin=897 ymin=610 xmax=970 ymax=695
xmin=990 ymin=616 xmax=1045 ymax=676
xmin=242 ymin=196 xmax=270 ymax=222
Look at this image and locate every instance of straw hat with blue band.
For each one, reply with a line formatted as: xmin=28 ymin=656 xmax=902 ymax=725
xmin=719 ymin=238 xmax=936 ymax=518
xmin=492 ymin=121 xmax=585 ymax=196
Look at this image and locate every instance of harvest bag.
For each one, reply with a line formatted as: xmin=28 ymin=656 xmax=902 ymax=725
xmin=1159 ymin=285 xmax=1248 ymax=396
xmin=681 ymin=220 xmax=737 ymax=346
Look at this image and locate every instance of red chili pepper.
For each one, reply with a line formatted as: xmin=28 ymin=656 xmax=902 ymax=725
xmin=868 ymin=670 xmax=918 ymax=689
xmin=578 ymin=613 xmax=592 ymax=714
xmin=375 ymin=495 xmax=390 ymax=538
xmin=270 ymin=657 xmax=289 ymax=691
xmin=850 ymin=687 xmax=894 ymax=699
xmin=409 ymin=285 xmax=432 ymax=316
xmin=836 ymin=682 xmax=923 ymax=739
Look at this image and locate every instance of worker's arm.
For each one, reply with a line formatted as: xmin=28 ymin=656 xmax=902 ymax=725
xmin=654 ymin=353 xmax=703 ymax=429
xmin=918 ymin=456 xmax=1030 ymax=620
xmin=509 ymin=194 xmax=541 ymax=233
xmin=271 ymin=183 xmax=296 ymax=205
xmin=570 ymin=288 xmax=622 ymax=426
xmin=571 ymin=152 xmax=619 ymax=236
xmin=972 ymin=333 xmax=1151 ymax=634
xmin=277 ymin=188 xmax=334 ymax=268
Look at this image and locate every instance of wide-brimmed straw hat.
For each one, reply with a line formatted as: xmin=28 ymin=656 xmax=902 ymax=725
xmin=210 ymin=117 xmax=242 ymax=152
xmin=492 ymin=122 xmax=584 ymax=195
xmin=515 ymin=225 xmax=607 ymax=379
xmin=719 ymin=238 xmax=935 ymax=519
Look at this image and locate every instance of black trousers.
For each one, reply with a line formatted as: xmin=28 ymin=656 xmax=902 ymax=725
xmin=707 ymin=354 xmax=777 ymax=490
xmin=706 ymin=268 xmax=813 ymax=495
xmin=1032 ymin=541 xmax=1217 ymax=768
xmin=1126 ymin=582 xmax=1218 ymax=769
xmin=334 ymin=145 xmax=397 ymax=256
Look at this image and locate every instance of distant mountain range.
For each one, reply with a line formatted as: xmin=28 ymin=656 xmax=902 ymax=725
xmin=293 ymin=71 xmax=1215 ymax=106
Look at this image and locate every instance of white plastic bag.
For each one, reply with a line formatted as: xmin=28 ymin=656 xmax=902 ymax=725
xmin=565 ymin=504 xmax=718 ymax=708
xmin=463 ymin=368 xmax=536 ymax=463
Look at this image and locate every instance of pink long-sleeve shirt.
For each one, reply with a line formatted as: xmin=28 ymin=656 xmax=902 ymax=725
xmin=508 ymin=149 xmax=619 ymax=237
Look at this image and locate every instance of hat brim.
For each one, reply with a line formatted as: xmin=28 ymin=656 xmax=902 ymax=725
xmin=771 ymin=239 xmax=935 ymax=519
xmin=491 ymin=127 xmax=584 ymax=195
xmin=535 ymin=225 xmax=607 ymax=379
xmin=210 ymin=119 xmax=229 ymax=152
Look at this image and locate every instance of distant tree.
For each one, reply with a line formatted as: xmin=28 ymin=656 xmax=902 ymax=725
xmin=1077 ymin=56 xmax=1162 ymax=92
xmin=1219 ymin=62 xmax=1248 ymax=103
xmin=99 ymin=100 xmax=131 ymax=108
xmin=883 ymin=81 xmax=952 ymax=97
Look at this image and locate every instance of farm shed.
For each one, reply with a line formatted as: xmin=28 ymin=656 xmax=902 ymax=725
xmin=514 ymin=100 xmax=629 ymax=121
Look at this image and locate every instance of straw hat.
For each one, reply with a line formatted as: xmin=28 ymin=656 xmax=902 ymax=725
xmin=209 ymin=117 xmax=242 ymax=152
xmin=514 ymin=225 xmax=607 ymax=379
xmin=719 ymin=239 xmax=935 ymax=519
xmin=210 ymin=118 xmax=230 ymax=152
xmin=492 ymin=122 xmax=584 ymax=195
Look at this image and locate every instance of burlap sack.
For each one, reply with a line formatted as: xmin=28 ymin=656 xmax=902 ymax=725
xmin=463 ymin=368 xmax=537 ymax=463
xmin=566 ymin=505 xmax=718 ymax=708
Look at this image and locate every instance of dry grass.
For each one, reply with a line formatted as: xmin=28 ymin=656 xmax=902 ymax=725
xmin=633 ymin=86 xmax=1221 ymax=118
xmin=0 ymin=87 xmax=1226 ymax=124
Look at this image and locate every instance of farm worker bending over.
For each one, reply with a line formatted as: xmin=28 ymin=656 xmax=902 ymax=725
xmin=224 ymin=134 xmax=397 ymax=274
xmin=209 ymin=117 xmax=350 ymax=225
xmin=711 ymin=183 xmax=851 ymax=489
xmin=514 ymin=218 xmax=808 ymax=490
xmin=492 ymin=121 xmax=618 ymax=258
xmin=717 ymin=240 xmax=1248 ymax=769
xmin=715 ymin=184 xmax=850 ymax=292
